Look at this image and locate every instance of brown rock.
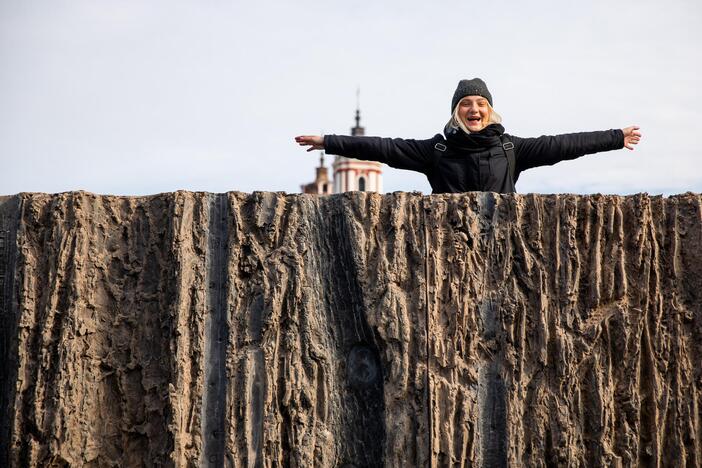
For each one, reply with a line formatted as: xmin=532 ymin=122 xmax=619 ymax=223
xmin=1 ymin=191 xmax=701 ymax=467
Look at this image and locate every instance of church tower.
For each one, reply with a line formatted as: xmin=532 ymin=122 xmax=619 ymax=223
xmin=331 ymin=92 xmax=383 ymax=193
xmin=300 ymin=151 xmax=332 ymax=195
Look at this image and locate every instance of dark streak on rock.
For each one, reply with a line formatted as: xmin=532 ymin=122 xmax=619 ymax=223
xmin=203 ymin=193 xmax=229 ymax=466
xmin=0 ymin=196 xmax=20 ymax=466
xmin=322 ymin=195 xmax=385 ymax=467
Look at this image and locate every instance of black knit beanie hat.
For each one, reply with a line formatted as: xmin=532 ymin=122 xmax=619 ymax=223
xmin=451 ymin=78 xmax=492 ymax=112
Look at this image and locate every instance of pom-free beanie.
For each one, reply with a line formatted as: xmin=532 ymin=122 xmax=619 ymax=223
xmin=451 ymin=78 xmax=493 ymax=112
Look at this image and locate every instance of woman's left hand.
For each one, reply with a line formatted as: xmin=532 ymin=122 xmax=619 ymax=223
xmin=622 ymin=126 xmax=642 ymax=150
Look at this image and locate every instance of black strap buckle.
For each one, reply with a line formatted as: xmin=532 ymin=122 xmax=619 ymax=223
xmin=434 ymin=142 xmax=447 ymax=152
xmin=502 ymin=142 xmax=514 ymax=151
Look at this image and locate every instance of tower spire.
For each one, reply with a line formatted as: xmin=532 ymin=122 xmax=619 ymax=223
xmin=319 ymin=129 xmax=325 ymax=167
xmin=351 ymin=86 xmax=365 ymax=136
xmin=355 ymin=87 xmax=361 ymax=128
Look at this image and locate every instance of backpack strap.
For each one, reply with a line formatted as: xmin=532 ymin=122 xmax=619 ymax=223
xmin=500 ymin=136 xmax=517 ymax=184
xmin=431 ymin=136 xmax=447 ymax=171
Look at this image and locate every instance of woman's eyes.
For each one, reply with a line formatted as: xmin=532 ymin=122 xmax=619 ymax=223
xmin=462 ymin=101 xmax=488 ymax=107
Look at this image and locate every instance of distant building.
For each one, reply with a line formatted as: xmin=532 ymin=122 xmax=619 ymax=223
xmin=332 ymin=107 xmax=383 ymax=193
xmin=300 ymin=152 xmax=333 ymax=195
xmin=300 ymin=104 xmax=383 ymax=195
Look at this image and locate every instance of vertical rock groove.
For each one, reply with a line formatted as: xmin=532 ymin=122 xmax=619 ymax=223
xmin=332 ymin=195 xmax=386 ymax=466
xmin=476 ymin=193 xmax=507 ymax=468
xmin=0 ymin=196 xmax=20 ymax=466
xmin=202 ymin=193 xmax=229 ymax=466
xmin=422 ymin=198 xmax=433 ymax=468
xmin=2 ymin=191 xmax=701 ymax=466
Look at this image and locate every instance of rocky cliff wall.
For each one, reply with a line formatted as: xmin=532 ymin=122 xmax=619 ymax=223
xmin=1 ymin=191 xmax=700 ymax=467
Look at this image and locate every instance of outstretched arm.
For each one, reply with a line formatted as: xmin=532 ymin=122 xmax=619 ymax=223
xmin=513 ymin=126 xmax=642 ymax=172
xmin=294 ymin=134 xmax=436 ymax=173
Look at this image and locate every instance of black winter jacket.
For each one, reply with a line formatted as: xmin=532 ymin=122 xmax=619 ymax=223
xmin=323 ymin=124 xmax=624 ymax=193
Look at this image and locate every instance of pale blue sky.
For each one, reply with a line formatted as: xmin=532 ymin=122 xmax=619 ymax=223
xmin=1 ymin=0 xmax=700 ymax=195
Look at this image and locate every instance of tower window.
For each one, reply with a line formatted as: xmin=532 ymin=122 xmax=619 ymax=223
xmin=358 ymin=176 xmax=366 ymax=192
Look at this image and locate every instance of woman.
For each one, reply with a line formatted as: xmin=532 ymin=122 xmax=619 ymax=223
xmin=295 ymin=78 xmax=642 ymax=193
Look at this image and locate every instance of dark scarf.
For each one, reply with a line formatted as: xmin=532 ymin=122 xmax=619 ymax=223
xmin=443 ymin=123 xmax=505 ymax=153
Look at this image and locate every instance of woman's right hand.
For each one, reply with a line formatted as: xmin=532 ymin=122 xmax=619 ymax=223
xmin=295 ymin=135 xmax=324 ymax=152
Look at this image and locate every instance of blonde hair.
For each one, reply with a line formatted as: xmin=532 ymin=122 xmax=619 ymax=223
xmin=447 ymin=97 xmax=502 ymax=134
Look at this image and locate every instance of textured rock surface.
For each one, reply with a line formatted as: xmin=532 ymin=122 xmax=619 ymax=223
xmin=1 ymin=191 xmax=701 ymax=467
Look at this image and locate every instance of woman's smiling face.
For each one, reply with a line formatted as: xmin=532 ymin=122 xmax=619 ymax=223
xmin=458 ymin=96 xmax=490 ymax=132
